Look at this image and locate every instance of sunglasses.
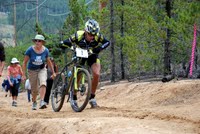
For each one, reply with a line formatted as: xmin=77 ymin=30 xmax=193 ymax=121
xmin=34 ymin=40 xmax=42 ymax=43
xmin=87 ymin=32 xmax=95 ymax=37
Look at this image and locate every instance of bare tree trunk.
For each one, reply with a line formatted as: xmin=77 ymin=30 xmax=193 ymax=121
xmin=120 ymin=0 xmax=125 ymax=79
xmin=110 ymin=0 xmax=115 ymax=82
xmin=164 ymin=0 xmax=172 ymax=76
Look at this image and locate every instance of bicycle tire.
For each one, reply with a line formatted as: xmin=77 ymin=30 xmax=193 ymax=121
xmin=51 ymin=71 xmax=67 ymax=112
xmin=70 ymin=68 xmax=91 ymax=112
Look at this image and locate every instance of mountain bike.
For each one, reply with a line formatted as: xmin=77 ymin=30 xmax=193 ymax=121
xmin=51 ymin=45 xmax=92 ymax=112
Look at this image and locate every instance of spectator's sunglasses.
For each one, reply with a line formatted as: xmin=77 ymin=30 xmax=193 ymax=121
xmin=34 ymin=40 xmax=43 ymax=43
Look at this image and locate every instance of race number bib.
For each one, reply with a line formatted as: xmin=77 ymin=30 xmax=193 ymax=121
xmin=76 ymin=48 xmax=88 ymax=58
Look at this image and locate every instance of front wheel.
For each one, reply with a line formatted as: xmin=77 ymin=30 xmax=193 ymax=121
xmin=70 ymin=68 xmax=91 ymax=112
xmin=51 ymin=71 xmax=67 ymax=112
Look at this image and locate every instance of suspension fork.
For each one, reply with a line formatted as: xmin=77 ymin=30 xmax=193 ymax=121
xmin=74 ymin=67 xmax=85 ymax=91
xmin=74 ymin=66 xmax=78 ymax=90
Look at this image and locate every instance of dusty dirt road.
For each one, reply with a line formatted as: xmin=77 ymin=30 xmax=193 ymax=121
xmin=0 ymin=78 xmax=200 ymax=134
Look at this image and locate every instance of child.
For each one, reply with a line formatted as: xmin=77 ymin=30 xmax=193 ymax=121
xmin=7 ymin=58 xmax=23 ymax=107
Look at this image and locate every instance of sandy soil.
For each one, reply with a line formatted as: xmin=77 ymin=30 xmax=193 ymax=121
xmin=0 ymin=74 xmax=200 ymax=134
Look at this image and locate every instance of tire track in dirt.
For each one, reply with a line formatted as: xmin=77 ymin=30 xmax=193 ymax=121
xmin=97 ymin=106 xmax=200 ymax=125
xmin=96 ymin=106 xmax=200 ymax=133
xmin=1 ymin=103 xmax=199 ymax=126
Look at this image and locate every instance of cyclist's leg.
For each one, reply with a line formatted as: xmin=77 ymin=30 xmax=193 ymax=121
xmin=91 ymin=62 xmax=100 ymax=95
xmin=87 ymin=55 xmax=101 ymax=95
xmin=88 ymin=61 xmax=100 ymax=108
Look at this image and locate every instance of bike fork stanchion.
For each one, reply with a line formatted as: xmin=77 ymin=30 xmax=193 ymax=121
xmin=74 ymin=67 xmax=78 ymax=90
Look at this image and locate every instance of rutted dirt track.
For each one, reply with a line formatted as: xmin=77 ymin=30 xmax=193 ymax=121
xmin=0 ymin=78 xmax=200 ymax=134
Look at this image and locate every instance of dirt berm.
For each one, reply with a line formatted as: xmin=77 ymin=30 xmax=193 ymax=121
xmin=0 ymin=79 xmax=200 ymax=134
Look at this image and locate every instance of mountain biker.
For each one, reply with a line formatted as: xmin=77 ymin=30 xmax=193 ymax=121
xmin=60 ymin=19 xmax=110 ymax=108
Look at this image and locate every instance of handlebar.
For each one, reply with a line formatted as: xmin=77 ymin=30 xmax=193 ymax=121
xmin=59 ymin=42 xmax=94 ymax=59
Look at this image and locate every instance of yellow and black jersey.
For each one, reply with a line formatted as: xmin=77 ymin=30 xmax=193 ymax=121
xmin=62 ymin=30 xmax=110 ymax=54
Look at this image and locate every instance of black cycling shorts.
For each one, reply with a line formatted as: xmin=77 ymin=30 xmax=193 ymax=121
xmin=80 ymin=54 xmax=100 ymax=67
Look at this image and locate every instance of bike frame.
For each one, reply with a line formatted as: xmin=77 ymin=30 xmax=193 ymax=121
xmin=61 ymin=55 xmax=87 ymax=96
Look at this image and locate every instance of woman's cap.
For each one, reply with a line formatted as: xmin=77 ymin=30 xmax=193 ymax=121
xmin=32 ymin=34 xmax=46 ymax=42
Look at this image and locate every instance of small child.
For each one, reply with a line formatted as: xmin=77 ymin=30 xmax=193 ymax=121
xmin=7 ymin=58 xmax=23 ymax=107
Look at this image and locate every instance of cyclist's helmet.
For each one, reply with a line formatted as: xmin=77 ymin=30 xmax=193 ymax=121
xmin=85 ymin=19 xmax=100 ymax=35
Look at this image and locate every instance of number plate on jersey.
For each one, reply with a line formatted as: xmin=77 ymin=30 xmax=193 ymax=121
xmin=76 ymin=48 xmax=88 ymax=58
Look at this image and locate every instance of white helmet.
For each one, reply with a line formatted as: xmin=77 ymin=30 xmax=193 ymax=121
xmin=85 ymin=19 xmax=100 ymax=35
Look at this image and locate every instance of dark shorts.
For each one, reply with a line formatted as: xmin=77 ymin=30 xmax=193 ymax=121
xmin=0 ymin=44 xmax=5 ymax=61
xmin=80 ymin=54 xmax=100 ymax=67
xmin=10 ymin=80 xmax=21 ymax=97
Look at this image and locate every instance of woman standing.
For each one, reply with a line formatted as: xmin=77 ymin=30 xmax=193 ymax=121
xmin=7 ymin=58 xmax=23 ymax=107
xmin=22 ymin=34 xmax=56 ymax=110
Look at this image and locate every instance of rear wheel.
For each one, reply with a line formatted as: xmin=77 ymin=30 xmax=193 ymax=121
xmin=51 ymin=71 xmax=67 ymax=112
xmin=70 ymin=68 xmax=91 ymax=112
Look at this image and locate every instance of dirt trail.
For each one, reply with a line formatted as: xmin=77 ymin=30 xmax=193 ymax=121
xmin=0 ymin=75 xmax=200 ymax=133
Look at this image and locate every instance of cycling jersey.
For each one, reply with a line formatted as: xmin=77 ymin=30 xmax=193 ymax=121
xmin=61 ymin=30 xmax=110 ymax=66
xmin=62 ymin=30 xmax=110 ymax=53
